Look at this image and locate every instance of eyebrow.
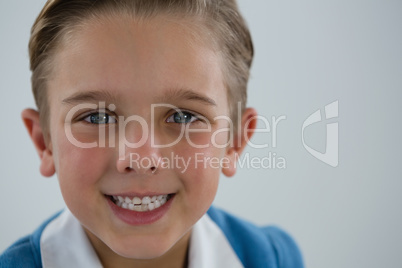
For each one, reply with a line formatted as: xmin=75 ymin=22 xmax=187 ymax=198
xmin=156 ymin=88 xmax=217 ymax=106
xmin=62 ymin=88 xmax=217 ymax=106
xmin=62 ymin=90 xmax=117 ymax=105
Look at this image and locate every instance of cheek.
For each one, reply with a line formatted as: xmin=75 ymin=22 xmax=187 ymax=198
xmin=54 ymin=133 xmax=113 ymax=204
xmin=181 ymin=122 xmax=232 ymax=150
xmin=171 ymin=138 xmax=227 ymax=207
xmin=173 ymin=124 xmax=230 ymax=183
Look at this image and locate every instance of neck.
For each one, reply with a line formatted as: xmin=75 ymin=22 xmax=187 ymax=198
xmin=85 ymin=230 xmax=191 ymax=268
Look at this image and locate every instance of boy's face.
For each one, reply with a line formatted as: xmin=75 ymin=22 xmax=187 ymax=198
xmin=42 ymin=15 xmax=239 ymax=259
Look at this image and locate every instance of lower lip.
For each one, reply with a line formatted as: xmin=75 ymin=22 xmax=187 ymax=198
xmin=106 ymin=195 xmax=174 ymax=226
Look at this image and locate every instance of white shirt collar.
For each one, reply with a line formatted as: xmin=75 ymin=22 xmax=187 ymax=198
xmin=188 ymin=212 xmax=244 ymax=268
xmin=40 ymin=209 xmax=243 ymax=268
xmin=40 ymin=209 xmax=103 ymax=268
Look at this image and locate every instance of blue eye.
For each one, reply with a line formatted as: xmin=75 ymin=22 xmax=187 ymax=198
xmin=166 ymin=111 xmax=198 ymax=124
xmin=84 ymin=112 xmax=117 ymax=124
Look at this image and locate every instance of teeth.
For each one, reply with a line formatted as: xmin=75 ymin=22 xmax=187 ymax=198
xmin=133 ymin=197 xmax=141 ymax=205
xmin=142 ymin=196 xmax=151 ymax=205
xmin=112 ymin=194 xmax=169 ymax=212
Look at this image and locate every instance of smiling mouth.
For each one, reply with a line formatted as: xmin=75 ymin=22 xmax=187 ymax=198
xmin=107 ymin=194 xmax=174 ymax=212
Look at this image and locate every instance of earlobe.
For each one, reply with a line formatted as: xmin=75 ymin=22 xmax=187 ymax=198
xmin=21 ymin=109 xmax=55 ymax=177
xmin=222 ymin=108 xmax=258 ymax=177
xmin=221 ymin=151 xmax=239 ymax=177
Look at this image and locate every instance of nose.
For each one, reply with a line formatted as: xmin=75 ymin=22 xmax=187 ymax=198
xmin=116 ymin=124 xmax=162 ymax=175
xmin=116 ymin=151 xmax=159 ymax=175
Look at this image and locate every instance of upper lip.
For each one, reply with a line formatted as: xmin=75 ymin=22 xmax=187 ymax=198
xmin=105 ymin=192 xmax=173 ymax=198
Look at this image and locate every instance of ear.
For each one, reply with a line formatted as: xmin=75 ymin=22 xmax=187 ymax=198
xmin=222 ymin=108 xmax=258 ymax=177
xmin=21 ymin=109 xmax=55 ymax=177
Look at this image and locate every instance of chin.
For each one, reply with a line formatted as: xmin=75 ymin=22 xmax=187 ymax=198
xmin=108 ymin=237 xmax=175 ymax=260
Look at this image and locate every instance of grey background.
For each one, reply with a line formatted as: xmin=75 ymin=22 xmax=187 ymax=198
xmin=1 ymin=1 xmax=401 ymax=267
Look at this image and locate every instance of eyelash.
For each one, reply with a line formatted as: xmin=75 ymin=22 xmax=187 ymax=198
xmin=79 ymin=111 xmax=117 ymax=125
xmin=77 ymin=109 xmax=202 ymax=125
xmin=166 ymin=110 xmax=200 ymax=124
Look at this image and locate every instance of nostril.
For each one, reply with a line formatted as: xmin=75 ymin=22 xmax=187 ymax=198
xmin=125 ymin=167 xmax=133 ymax=172
xmin=119 ymin=165 xmax=156 ymax=174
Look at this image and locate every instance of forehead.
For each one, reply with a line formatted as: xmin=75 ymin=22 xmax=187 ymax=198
xmin=48 ymin=15 xmax=227 ymax=110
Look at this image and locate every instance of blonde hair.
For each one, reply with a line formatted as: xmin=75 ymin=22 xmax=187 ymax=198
xmin=29 ymin=0 xmax=253 ymax=132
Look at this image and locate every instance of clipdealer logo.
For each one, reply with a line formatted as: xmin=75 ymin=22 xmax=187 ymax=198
xmin=63 ymin=101 xmax=339 ymax=169
xmin=301 ymin=101 xmax=339 ymax=167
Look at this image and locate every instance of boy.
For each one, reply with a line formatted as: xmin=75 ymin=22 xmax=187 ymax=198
xmin=0 ymin=0 xmax=303 ymax=267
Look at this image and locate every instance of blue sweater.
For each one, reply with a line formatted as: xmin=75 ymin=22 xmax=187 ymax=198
xmin=0 ymin=206 xmax=303 ymax=267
